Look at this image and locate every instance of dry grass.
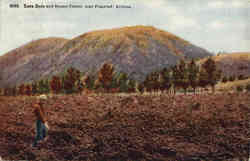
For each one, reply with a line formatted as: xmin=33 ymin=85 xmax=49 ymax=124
xmin=214 ymin=52 xmax=250 ymax=62
xmin=216 ymin=78 xmax=250 ymax=92
xmin=63 ymin=25 xmax=190 ymax=53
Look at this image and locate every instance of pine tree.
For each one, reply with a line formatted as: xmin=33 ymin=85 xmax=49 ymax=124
xmin=98 ymin=63 xmax=115 ymax=92
xmin=25 ymin=84 xmax=32 ymax=96
xmin=202 ymin=57 xmax=221 ymax=93
xmin=116 ymin=72 xmax=129 ymax=92
xmin=38 ymin=79 xmax=50 ymax=94
xmin=171 ymin=65 xmax=180 ymax=94
xmin=198 ymin=68 xmax=210 ymax=92
xmin=31 ymin=82 xmax=38 ymax=95
xmin=63 ymin=67 xmax=81 ymax=94
xmin=160 ymin=68 xmax=172 ymax=93
xmin=178 ymin=60 xmax=189 ymax=94
xmin=19 ymin=84 xmax=26 ymax=95
xmin=50 ymin=76 xmax=62 ymax=94
xmin=188 ymin=59 xmax=199 ymax=93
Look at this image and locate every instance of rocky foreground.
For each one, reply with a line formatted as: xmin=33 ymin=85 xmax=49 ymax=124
xmin=0 ymin=92 xmax=249 ymax=161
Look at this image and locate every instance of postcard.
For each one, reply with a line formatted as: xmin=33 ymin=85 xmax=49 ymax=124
xmin=0 ymin=0 xmax=249 ymax=160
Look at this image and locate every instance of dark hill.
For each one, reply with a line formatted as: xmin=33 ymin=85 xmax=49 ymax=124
xmin=0 ymin=26 xmax=211 ymax=87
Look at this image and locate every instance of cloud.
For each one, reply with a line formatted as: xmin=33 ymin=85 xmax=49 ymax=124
xmin=0 ymin=0 xmax=249 ymax=55
xmin=209 ymin=21 xmax=226 ymax=29
xmin=207 ymin=0 xmax=246 ymax=9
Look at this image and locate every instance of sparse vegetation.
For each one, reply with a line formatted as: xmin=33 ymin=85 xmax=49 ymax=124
xmin=236 ymin=85 xmax=244 ymax=92
xmin=245 ymin=84 xmax=250 ymax=91
xmin=0 ymin=93 xmax=249 ymax=161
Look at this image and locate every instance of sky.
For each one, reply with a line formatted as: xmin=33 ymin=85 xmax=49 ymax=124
xmin=0 ymin=0 xmax=250 ymax=56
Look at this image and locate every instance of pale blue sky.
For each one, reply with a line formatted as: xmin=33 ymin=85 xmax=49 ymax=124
xmin=1 ymin=0 xmax=250 ymax=55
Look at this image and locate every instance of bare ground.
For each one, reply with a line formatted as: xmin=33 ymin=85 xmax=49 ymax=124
xmin=0 ymin=92 xmax=249 ymax=161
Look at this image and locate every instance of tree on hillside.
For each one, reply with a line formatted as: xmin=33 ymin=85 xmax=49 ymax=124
xmin=222 ymin=76 xmax=228 ymax=83
xmin=178 ymin=59 xmax=189 ymax=94
xmin=18 ymin=84 xmax=26 ymax=95
xmin=50 ymin=76 xmax=62 ymax=94
xmin=116 ymin=72 xmax=129 ymax=92
xmin=31 ymin=82 xmax=38 ymax=95
xmin=98 ymin=63 xmax=115 ymax=92
xmin=63 ymin=67 xmax=81 ymax=93
xmin=126 ymin=79 xmax=136 ymax=93
xmin=0 ymin=71 xmax=2 ymax=88
xmin=38 ymin=79 xmax=50 ymax=94
xmin=143 ymin=71 xmax=159 ymax=92
xmin=229 ymin=75 xmax=236 ymax=82
xmin=171 ymin=65 xmax=180 ymax=95
xmin=202 ymin=57 xmax=221 ymax=93
xmin=25 ymin=84 xmax=32 ymax=96
xmin=82 ymin=75 xmax=94 ymax=90
xmin=188 ymin=59 xmax=199 ymax=94
xmin=198 ymin=68 xmax=210 ymax=92
xmin=160 ymin=68 xmax=172 ymax=93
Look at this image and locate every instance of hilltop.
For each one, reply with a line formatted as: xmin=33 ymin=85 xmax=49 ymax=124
xmin=199 ymin=52 xmax=250 ymax=78
xmin=0 ymin=26 xmax=211 ymax=87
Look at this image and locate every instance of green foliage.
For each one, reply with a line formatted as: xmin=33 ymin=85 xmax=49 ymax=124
xmin=236 ymin=85 xmax=244 ymax=92
xmin=143 ymin=71 xmax=159 ymax=92
xmin=222 ymin=76 xmax=228 ymax=83
xmin=229 ymin=75 xmax=236 ymax=82
xmin=245 ymin=84 xmax=250 ymax=92
xmin=238 ymin=74 xmax=246 ymax=80
xmin=160 ymin=68 xmax=172 ymax=91
xmin=62 ymin=67 xmax=82 ymax=94
xmin=98 ymin=63 xmax=115 ymax=91
xmin=188 ymin=59 xmax=199 ymax=92
xmin=32 ymin=82 xmax=38 ymax=95
xmin=50 ymin=76 xmax=62 ymax=94
xmin=201 ymin=57 xmax=221 ymax=92
xmin=116 ymin=72 xmax=129 ymax=92
xmin=38 ymin=79 xmax=50 ymax=94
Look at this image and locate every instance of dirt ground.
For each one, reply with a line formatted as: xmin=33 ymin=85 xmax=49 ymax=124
xmin=0 ymin=92 xmax=249 ymax=161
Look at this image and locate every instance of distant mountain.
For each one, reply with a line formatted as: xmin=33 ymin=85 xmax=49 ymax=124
xmin=200 ymin=52 xmax=250 ymax=78
xmin=0 ymin=26 xmax=212 ymax=87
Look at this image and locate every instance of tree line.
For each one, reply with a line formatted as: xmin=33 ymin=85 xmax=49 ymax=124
xmin=0 ymin=57 xmax=242 ymax=96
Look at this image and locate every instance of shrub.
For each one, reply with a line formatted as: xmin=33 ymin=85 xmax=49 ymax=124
xmin=236 ymin=85 xmax=244 ymax=92
xmin=229 ymin=75 xmax=236 ymax=82
xmin=222 ymin=76 xmax=228 ymax=83
xmin=246 ymin=84 xmax=250 ymax=92
xmin=238 ymin=74 xmax=246 ymax=80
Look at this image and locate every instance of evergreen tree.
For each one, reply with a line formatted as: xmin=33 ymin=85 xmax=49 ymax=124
xmin=98 ymin=63 xmax=115 ymax=92
xmin=38 ymin=79 xmax=50 ymax=94
xmin=63 ymin=67 xmax=81 ymax=93
xmin=188 ymin=59 xmax=199 ymax=93
xmin=198 ymin=68 xmax=210 ymax=92
xmin=31 ymin=82 xmax=38 ymax=95
xmin=202 ymin=57 xmax=221 ymax=93
xmin=178 ymin=60 xmax=189 ymax=94
xmin=50 ymin=76 xmax=62 ymax=94
xmin=222 ymin=76 xmax=228 ymax=83
xmin=116 ymin=72 xmax=129 ymax=92
xmin=171 ymin=65 xmax=180 ymax=94
xmin=160 ymin=68 xmax=172 ymax=92
xmin=19 ymin=84 xmax=26 ymax=95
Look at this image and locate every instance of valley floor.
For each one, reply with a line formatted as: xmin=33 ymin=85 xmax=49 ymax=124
xmin=0 ymin=92 xmax=249 ymax=161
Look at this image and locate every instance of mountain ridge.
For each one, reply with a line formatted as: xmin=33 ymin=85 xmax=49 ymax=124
xmin=0 ymin=25 xmax=212 ymax=87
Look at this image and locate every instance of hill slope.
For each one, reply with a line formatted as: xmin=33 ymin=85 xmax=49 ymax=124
xmin=0 ymin=26 xmax=211 ymax=87
xmin=0 ymin=37 xmax=68 ymax=87
xmin=200 ymin=52 xmax=250 ymax=78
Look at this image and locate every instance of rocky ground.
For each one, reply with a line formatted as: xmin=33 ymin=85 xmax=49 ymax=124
xmin=0 ymin=92 xmax=249 ymax=161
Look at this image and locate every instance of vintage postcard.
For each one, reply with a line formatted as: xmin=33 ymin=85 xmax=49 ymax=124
xmin=0 ymin=0 xmax=249 ymax=160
